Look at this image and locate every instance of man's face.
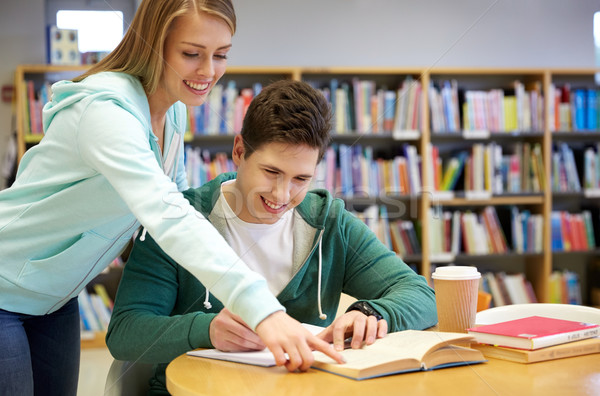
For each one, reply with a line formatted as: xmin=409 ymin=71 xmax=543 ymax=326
xmin=225 ymin=136 xmax=320 ymax=224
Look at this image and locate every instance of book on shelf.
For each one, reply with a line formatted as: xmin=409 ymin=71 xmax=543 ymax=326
xmin=550 ymin=210 xmax=596 ymax=253
xmin=442 ymin=80 xmax=543 ymax=134
xmin=184 ymin=147 xmax=237 ymax=188
xmin=433 ymin=141 xmax=545 ymax=195
xmin=468 ymin=316 xmax=599 ymax=350
xmin=479 ymin=271 xmax=538 ymax=308
xmin=472 ymin=337 xmax=600 ymax=364
xmin=437 ymin=151 xmax=468 ymax=192
xmin=188 ymin=329 xmax=485 ymax=380
xmin=78 ymin=286 xmax=114 ymax=332
xmin=511 ymin=207 xmax=543 ymax=254
xmin=394 ymin=76 xmax=422 ymax=134
xmin=548 ymin=270 xmax=583 ymax=305
xmin=309 ymin=143 xmax=421 ymax=197
xmin=552 ymin=143 xmax=581 ymax=192
xmin=389 ymin=218 xmax=421 ymax=257
xmin=548 ymin=84 xmax=600 ymax=132
xmin=583 ymin=144 xmax=600 ymax=191
xmin=187 ymin=81 xmax=260 ymax=136
xmin=428 ymin=79 xmax=459 ymax=133
xmin=428 ymin=206 xmax=509 ymax=257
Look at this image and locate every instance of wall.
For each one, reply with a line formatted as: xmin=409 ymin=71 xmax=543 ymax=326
xmin=1 ymin=0 xmax=598 ymax=181
xmin=231 ymin=0 xmax=598 ymax=68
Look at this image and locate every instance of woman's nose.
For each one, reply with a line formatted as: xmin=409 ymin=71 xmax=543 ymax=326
xmin=196 ymin=58 xmax=214 ymax=78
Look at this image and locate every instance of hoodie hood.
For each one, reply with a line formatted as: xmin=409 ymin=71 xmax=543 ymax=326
xmin=43 ymin=72 xmax=151 ymax=133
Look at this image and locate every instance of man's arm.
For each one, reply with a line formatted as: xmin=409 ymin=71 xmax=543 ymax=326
xmin=315 ymin=206 xmax=437 ymax=349
xmin=339 ymin=208 xmax=437 ymax=330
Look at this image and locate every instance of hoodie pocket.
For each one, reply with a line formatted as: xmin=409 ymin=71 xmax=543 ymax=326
xmin=18 ymin=231 xmax=119 ymax=298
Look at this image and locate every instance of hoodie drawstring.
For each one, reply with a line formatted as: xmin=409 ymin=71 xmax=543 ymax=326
xmin=139 ymin=227 xmax=147 ymax=241
xmin=203 ymin=291 xmax=212 ymax=309
xmin=317 ymin=237 xmax=327 ymax=320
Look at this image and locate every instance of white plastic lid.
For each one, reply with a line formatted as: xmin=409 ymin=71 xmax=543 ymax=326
xmin=431 ymin=266 xmax=481 ymax=280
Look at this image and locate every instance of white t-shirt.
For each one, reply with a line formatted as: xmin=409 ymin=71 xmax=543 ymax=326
xmin=217 ymin=181 xmax=295 ymax=296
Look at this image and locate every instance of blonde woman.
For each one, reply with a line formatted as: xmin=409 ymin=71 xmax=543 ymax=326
xmin=0 ymin=1 xmax=341 ymax=393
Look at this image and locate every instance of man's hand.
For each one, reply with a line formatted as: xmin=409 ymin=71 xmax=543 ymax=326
xmin=209 ymin=308 xmax=266 ymax=352
xmin=255 ymin=311 xmax=345 ymax=372
xmin=316 ymin=311 xmax=388 ymax=351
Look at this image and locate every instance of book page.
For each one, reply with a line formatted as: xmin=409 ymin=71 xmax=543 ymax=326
xmin=422 ymin=345 xmax=484 ymax=369
xmin=187 ymin=348 xmax=276 ymax=367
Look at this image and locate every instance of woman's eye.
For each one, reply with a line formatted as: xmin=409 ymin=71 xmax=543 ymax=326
xmin=183 ymin=52 xmax=198 ymax=58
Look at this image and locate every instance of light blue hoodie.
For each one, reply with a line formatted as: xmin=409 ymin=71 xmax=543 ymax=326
xmin=0 ymin=72 xmax=283 ymax=329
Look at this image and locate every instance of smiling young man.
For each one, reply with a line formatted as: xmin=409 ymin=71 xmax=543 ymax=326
xmin=106 ymin=79 xmax=437 ymax=396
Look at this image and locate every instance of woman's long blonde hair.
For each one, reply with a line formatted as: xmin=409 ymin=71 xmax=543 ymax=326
xmin=73 ymin=0 xmax=236 ymax=95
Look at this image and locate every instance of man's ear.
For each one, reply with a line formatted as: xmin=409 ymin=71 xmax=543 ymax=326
xmin=232 ymin=135 xmax=244 ymax=165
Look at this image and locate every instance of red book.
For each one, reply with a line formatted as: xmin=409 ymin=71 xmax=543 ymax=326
xmin=468 ymin=316 xmax=599 ymax=350
xmin=560 ymin=212 xmax=572 ymax=251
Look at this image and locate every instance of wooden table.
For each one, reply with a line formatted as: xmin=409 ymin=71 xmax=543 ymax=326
xmin=166 ymin=351 xmax=600 ymax=396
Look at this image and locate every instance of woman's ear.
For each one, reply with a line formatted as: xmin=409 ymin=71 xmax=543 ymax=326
xmin=232 ymin=134 xmax=245 ymax=166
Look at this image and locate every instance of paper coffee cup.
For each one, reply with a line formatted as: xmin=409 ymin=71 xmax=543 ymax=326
xmin=432 ymin=266 xmax=481 ymax=333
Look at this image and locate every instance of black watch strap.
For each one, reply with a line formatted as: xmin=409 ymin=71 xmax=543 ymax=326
xmin=345 ymin=301 xmax=383 ymax=321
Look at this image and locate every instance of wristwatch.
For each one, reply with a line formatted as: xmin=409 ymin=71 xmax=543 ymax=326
xmin=346 ymin=301 xmax=383 ymax=321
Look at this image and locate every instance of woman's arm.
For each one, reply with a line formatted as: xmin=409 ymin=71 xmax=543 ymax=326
xmin=77 ymin=100 xmax=282 ymax=329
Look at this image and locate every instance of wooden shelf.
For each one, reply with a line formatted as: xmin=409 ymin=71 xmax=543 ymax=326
xmin=434 ymin=195 xmax=545 ymax=207
xmin=14 ymin=64 xmax=600 ymax=306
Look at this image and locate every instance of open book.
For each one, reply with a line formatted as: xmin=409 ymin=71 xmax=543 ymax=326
xmin=187 ymin=329 xmax=485 ymax=380
xmin=310 ymin=330 xmax=485 ymax=380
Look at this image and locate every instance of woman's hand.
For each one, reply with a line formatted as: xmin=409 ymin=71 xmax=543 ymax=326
xmin=209 ymin=308 xmax=266 ymax=352
xmin=316 ymin=311 xmax=388 ymax=351
xmin=255 ymin=311 xmax=345 ymax=372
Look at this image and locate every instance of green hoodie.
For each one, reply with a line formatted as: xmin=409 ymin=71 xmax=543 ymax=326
xmin=0 ymin=72 xmax=283 ymax=328
xmin=107 ymin=172 xmax=437 ymax=395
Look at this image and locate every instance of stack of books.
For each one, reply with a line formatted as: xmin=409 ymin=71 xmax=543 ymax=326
xmin=467 ymin=316 xmax=600 ymax=363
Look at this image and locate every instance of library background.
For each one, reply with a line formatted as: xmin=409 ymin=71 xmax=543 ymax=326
xmin=2 ymin=0 xmax=600 ymax=348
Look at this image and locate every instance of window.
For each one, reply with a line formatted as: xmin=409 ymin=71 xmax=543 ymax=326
xmin=56 ymin=10 xmax=124 ymax=53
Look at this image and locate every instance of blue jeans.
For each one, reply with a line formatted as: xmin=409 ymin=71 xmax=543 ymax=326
xmin=0 ymin=297 xmax=81 ymax=396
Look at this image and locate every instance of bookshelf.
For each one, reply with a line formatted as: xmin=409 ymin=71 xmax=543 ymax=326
xmin=14 ymin=64 xmax=600 ymax=308
xmin=14 ymin=64 xmax=91 ymax=161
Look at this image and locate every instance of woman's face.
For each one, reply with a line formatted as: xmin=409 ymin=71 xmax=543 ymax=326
xmin=155 ymin=11 xmax=232 ymax=109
